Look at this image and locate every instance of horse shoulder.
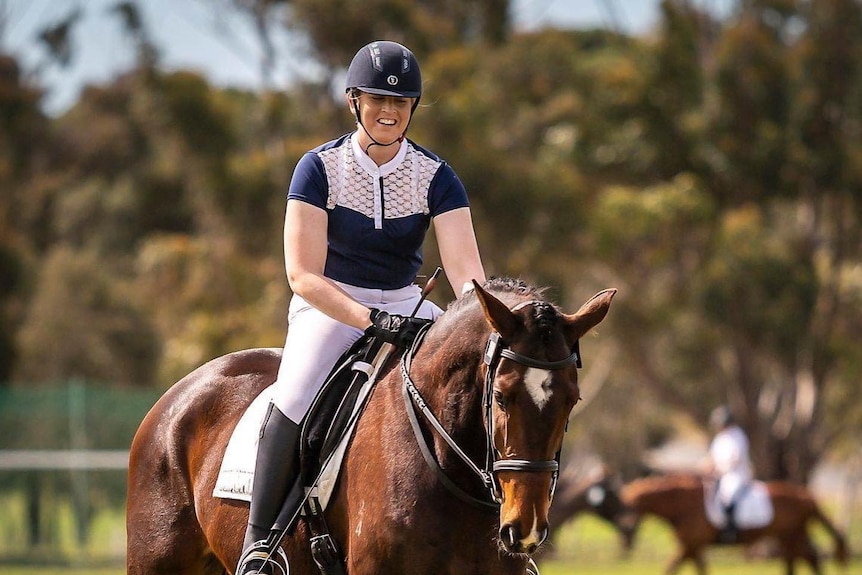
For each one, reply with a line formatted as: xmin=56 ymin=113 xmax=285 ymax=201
xmin=128 ymin=348 xmax=282 ymax=574
xmin=129 ymin=348 xmax=282 ymax=489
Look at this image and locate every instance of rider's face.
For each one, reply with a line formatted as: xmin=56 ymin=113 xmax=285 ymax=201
xmin=350 ymin=91 xmax=414 ymax=144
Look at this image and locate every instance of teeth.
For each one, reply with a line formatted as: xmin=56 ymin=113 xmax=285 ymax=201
xmin=379 ymin=119 xmax=396 ymax=125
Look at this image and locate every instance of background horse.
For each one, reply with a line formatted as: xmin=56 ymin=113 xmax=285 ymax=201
xmin=126 ymin=278 xmax=615 ymax=575
xmin=615 ymin=473 xmax=848 ymax=575
xmin=547 ymin=467 xmax=634 ymax=554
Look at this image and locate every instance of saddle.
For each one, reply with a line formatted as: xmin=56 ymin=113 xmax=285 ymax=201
xmin=275 ymin=334 xmax=392 ymax=575
xmin=300 ymin=335 xmax=389 ymax=494
xmin=217 ymin=325 xmax=429 ymax=575
xmin=212 ymin=336 xmax=391 ymax=504
xmin=277 ymin=334 xmax=391 ymax=529
xmin=703 ymin=478 xmax=774 ymax=543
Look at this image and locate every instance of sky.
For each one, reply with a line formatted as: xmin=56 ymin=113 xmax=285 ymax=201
xmin=1 ymin=0 xmax=728 ymax=116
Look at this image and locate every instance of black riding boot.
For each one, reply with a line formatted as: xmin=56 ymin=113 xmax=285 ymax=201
xmin=238 ymin=403 xmax=301 ymax=574
xmin=719 ymin=502 xmax=738 ymax=544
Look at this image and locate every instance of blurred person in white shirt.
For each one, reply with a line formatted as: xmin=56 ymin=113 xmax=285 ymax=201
xmin=706 ymin=404 xmax=753 ymax=541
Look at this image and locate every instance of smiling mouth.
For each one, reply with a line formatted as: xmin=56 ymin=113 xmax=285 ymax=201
xmin=378 ymin=118 xmax=397 ymax=126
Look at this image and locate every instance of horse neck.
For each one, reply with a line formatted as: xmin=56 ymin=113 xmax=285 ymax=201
xmin=627 ymin=478 xmax=696 ymax=520
xmin=409 ymin=312 xmax=488 ymax=446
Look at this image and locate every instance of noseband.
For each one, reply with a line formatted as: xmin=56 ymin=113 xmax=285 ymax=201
xmin=401 ymin=301 xmax=582 ymax=510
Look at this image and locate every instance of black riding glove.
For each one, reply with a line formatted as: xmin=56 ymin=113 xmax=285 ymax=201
xmin=365 ymin=308 xmax=430 ymax=348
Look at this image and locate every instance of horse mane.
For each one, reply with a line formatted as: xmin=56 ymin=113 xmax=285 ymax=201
xmin=445 ymin=277 xmax=546 ymax=309
xmin=443 ymin=277 xmax=561 ymax=343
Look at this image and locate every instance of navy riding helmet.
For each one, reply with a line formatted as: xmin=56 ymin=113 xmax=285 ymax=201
xmin=346 ymin=41 xmax=422 ymax=148
xmin=345 ymin=41 xmax=422 ymax=101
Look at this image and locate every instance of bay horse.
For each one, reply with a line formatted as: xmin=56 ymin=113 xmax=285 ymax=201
xmin=547 ymin=468 xmax=633 ymax=553
xmin=616 ymin=473 xmax=849 ymax=575
xmin=126 ymin=278 xmax=615 ymax=575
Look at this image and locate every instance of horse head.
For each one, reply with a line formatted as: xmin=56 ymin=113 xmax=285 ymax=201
xmin=472 ymin=280 xmax=616 ymax=555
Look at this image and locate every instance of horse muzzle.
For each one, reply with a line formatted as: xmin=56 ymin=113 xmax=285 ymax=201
xmin=499 ymin=521 xmax=549 ymax=555
xmin=496 ymin=474 xmax=553 ymax=555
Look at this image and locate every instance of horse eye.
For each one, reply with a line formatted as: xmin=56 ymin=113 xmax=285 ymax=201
xmin=493 ymin=390 xmax=507 ymax=409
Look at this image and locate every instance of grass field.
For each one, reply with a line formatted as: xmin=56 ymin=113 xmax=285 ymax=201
xmin=0 ymin=565 xmax=859 ymax=575
xmin=0 ymin=559 xmax=859 ymax=574
xmin=1 ymin=518 xmax=860 ymax=575
xmin=0 ymin=506 xmax=858 ymax=574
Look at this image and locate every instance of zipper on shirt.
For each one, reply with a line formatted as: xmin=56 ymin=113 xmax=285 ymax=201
xmin=374 ymin=175 xmax=385 ymax=229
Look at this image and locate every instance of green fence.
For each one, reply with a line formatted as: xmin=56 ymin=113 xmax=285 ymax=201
xmin=0 ymin=383 xmax=162 ymax=565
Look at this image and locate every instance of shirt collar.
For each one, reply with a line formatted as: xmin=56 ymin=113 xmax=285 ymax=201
xmin=351 ymin=132 xmax=408 ymax=176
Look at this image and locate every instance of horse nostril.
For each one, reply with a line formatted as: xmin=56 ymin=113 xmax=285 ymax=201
xmin=499 ymin=524 xmax=520 ymax=551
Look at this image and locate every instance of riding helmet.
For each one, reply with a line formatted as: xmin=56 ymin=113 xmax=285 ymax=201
xmin=345 ymin=41 xmax=422 ymax=99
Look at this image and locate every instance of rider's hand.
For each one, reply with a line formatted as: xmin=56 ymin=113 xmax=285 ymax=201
xmin=365 ymin=309 xmax=430 ymax=348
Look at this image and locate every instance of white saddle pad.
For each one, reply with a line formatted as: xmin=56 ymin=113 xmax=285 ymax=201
xmin=704 ymin=480 xmax=774 ymax=530
xmin=213 ymin=361 xmax=381 ymax=509
xmin=212 ymin=385 xmax=273 ymax=502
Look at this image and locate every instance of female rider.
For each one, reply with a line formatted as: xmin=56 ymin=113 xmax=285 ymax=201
xmin=238 ymin=40 xmax=487 ymax=573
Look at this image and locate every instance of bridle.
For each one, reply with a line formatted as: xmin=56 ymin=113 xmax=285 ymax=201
xmin=401 ymin=301 xmax=582 ymax=510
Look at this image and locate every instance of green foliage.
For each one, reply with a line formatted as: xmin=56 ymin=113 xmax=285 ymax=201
xmin=158 ymin=72 xmax=236 ymax=160
xmin=593 ymin=175 xmax=715 ymax=269
xmin=698 ymin=205 xmax=818 ymax=359
xmin=14 ymin=247 xmax=159 ymax=387
xmin=134 ymin=233 xmax=286 ymax=385
xmin=289 ymin=0 xmax=510 ymax=69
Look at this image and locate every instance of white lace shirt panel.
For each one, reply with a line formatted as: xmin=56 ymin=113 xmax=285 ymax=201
xmin=318 ymin=136 xmax=441 ymax=229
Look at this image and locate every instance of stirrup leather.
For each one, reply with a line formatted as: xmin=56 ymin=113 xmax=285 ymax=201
xmin=237 ymin=539 xmax=289 ymax=575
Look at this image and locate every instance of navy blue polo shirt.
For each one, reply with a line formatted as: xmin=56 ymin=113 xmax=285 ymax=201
xmin=287 ymin=132 xmax=469 ymax=290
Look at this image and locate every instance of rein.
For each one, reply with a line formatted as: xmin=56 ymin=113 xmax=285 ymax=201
xmin=401 ymin=301 xmax=582 ymax=509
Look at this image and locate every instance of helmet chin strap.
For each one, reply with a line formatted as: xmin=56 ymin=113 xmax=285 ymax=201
xmin=351 ymin=99 xmax=412 ymax=156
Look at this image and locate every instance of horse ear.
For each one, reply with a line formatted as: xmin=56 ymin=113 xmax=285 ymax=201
xmin=562 ymin=289 xmax=616 ymax=343
xmin=473 ymin=280 xmax=520 ymax=338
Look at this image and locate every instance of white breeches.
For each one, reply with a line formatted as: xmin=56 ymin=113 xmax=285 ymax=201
xmin=271 ymin=282 xmax=443 ymax=422
xmin=717 ymin=469 xmax=753 ymax=506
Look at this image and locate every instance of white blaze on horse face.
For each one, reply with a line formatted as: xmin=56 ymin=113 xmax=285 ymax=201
xmin=518 ymin=505 xmax=543 ymax=549
xmin=524 ymin=368 xmax=553 ymax=410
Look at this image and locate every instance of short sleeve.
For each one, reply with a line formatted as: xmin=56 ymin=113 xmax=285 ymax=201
xmin=287 ymin=152 xmax=328 ymax=209
xmin=428 ymin=163 xmax=469 ymax=216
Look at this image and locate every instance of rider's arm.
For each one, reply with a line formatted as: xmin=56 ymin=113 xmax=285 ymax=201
xmin=284 ymin=199 xmax=373 ymax=330
xmin=434 ymin=207 xmax=486 ymax=297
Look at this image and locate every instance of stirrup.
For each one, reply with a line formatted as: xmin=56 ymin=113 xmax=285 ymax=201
xmin=237 ymin=539 xmax=289 ymax=575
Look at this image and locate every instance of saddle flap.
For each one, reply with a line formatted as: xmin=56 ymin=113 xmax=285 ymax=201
xmin=703 ymin=479 xmax=774 ymax=530
xmin=212 ymin=336 xmax=385 ymax=504
xmin=300 ymin=335 xmax=385 ymax=479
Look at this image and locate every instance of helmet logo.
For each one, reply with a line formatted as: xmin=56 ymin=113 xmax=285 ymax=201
xmin=387 ymin=75 xmax=399 ymax=86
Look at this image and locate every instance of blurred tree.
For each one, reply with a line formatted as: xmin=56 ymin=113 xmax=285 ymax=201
xmin=36 ymin=7 xmax=82 ymax=69
xmin=288 ymin=0 xmax=510 ymax=66
xmin=0 ymin=54 xmax=49 ymax=384
xmin=585 ymin=0 xmax=862 ymax=483
xmin=213 ymin=0 xmax=510 ymax=89
xmin=111 ymin=1 xmax=159 ymax=70
xmin=13 ymin=246 xmax=160 ymax=386
xmin=414 ymin=29 xmax=636 ymax=288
